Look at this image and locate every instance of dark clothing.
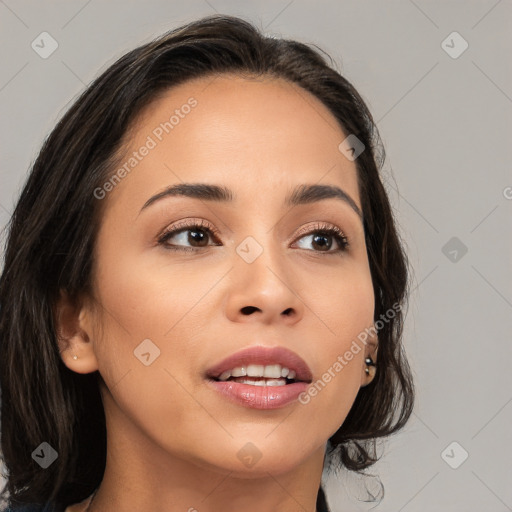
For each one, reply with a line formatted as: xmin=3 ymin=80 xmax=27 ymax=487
xmin=317 ymin=485 xmax=330 ymax=512
xmin=3 ymin=504 xmax=64 ymax=512
xmin=4 ymin=486 xmax=330 ymax=512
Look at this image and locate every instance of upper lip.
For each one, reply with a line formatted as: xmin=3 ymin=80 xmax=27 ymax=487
xmin=206 ymin=345 xmax=313 ymax=383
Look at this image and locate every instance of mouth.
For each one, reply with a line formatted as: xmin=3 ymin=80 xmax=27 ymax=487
xmin=209 ymin=364 xmax=305 ymax=387
xmin=205 ymin=345 xmax=313 ymax=387
xmin=205 ymin=345 xmax=313 ymax=410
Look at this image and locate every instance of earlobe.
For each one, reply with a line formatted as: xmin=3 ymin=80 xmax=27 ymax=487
xmin=360 ymin=333 xmax=378 ymax=387
xmin=364 ymin=355 xmax=376 ymax=377
xmin=54 ymin=289 xmax=99 ymax=374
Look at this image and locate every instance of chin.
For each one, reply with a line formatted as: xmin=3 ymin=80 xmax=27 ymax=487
xmin=196 ymin=436 xmax=322 ymax=478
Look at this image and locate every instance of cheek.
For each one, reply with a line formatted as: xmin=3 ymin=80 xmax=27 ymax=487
xmin=92 ymin=239 xmax=212 ymax=335
xmin=295 ymin=263 xmax=374 ymax=431
xmin=300 ymin=255 xmax=375 ymax=342
xmin=89 ymin=252 xmax=211 ymax=450
xmin=89 ymin=240 xmax=218 ymax=390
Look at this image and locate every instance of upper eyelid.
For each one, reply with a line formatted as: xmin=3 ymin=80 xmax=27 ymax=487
xmin=160 ymin=219 xmax=219 ymax=236
xmin=294 ymin=222 xmax=347 ymax=238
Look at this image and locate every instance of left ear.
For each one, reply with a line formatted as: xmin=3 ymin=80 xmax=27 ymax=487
xmin=360 ymin=332 xmax=378 ymax=387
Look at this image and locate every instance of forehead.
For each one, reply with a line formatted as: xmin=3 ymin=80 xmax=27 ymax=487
xmin=108 ymin=73 xmax=360 ymax=213
xmin=134 ymin=73 xmax=347 ymax=153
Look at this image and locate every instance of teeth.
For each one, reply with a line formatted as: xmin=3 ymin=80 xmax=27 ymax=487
xmin=246 ymin=364 xmax=265 ymax=377
xmin=219 ymin=370 xmax=232 ymax=381
xmin=263 ymin=364 xmax=282 ymax=378
xmin=217 ymin=364 xmax=296 ymax=381
xmin=265 ymin=379 xmax=286 ymax=386
xmin=234 ymin=378 xmax=287 ymax=386
xmin=231 ymin=367 xmax=247 ymax=377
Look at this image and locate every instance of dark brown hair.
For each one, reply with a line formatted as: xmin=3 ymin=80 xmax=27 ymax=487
xmin=0 ymin=14 xmax=413 ymax=509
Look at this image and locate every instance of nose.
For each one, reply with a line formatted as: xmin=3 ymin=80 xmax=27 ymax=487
xmin=223 ymin=238 xmax=305 ymax=326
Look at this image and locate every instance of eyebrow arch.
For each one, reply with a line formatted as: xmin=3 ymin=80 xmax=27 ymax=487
xmin=140 ymin=182 xmax=363 ymax=221
xmin=286 ymin=183 xmax=363 ymax=221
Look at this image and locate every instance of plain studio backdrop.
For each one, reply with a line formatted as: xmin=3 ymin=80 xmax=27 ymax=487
xmin=0 ymin=1 xmax=511 ymax=511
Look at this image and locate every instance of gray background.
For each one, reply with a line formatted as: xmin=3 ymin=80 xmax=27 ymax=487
xmin=1 ymin=1 xmax=511 ymax=511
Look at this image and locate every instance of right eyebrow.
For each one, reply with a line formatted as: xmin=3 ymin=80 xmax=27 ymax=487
xmin=140 ymin=183 xmax=233 ymax=213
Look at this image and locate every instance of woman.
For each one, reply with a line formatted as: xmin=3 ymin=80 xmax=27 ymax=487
xmin=0 ymin=14 xmax=414 ymax=512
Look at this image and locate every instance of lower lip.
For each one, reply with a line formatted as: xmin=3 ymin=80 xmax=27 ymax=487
xmin=206 ymin=379 xmax=309 ymax=410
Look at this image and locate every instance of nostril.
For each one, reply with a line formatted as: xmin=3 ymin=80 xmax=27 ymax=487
xmin=241 ymin=306 xmax=259 ymax=315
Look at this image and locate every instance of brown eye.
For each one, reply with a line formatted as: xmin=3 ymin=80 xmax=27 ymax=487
xmin=293 ymin=223 xmax=349 ymax=254
xmin=161 ymin=227 xmax=210 ymax=247
xmin=157 ymin=220 xmax=221 ymax=252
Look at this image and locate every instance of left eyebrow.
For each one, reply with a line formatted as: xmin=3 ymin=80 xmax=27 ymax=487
xmin=285 ymin=183 xmax=363 ymax=221
xmin=139 ymin=182 xmax=363 ymax=221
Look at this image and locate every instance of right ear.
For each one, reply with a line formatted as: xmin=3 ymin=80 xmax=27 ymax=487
xmin=54 ymin=289 xmax=99 ymax=374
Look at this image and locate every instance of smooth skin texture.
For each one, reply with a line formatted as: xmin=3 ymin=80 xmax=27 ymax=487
xmin=57 ymin=74 xmax=377 ymax=512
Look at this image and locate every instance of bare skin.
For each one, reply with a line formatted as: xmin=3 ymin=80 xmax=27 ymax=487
xmin=57 ymin=74 xmax=377 ymax=512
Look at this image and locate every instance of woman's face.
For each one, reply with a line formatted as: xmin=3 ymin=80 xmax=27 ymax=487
xmin=75 ymin=74 xmax=375 ymax=476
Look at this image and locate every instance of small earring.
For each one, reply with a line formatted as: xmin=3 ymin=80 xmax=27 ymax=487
xmin=72 ymin=355 xmax=78 ymax=360
xmin=365 ymin=356 xmax=375 ymax=375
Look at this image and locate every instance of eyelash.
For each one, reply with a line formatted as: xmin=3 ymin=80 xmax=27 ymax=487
xmin=157 ymin=219 xmax=350 ymax=255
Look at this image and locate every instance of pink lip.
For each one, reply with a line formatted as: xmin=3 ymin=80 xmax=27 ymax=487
xmin=205 ymin=345 xmax=313 ymax=383
xmin=206 ymin=379 xmax=310 ymax=410
xmin=205 ymin=345 xmax=313 ymax=410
